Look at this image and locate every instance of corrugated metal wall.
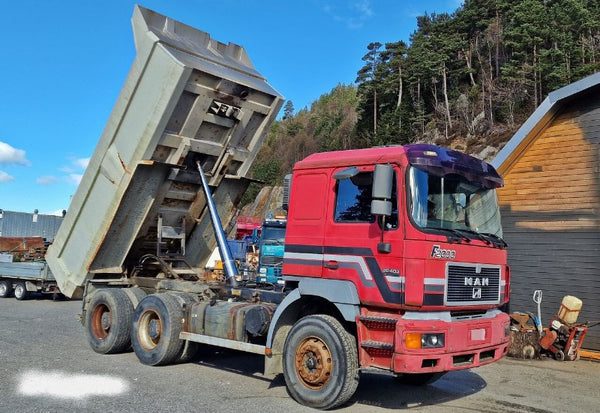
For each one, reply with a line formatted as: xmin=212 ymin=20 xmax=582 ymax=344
xmin=0 ymin=210 xmax=64 ymax=241
xmin=497 ymin=93 xmax=600 ymax=350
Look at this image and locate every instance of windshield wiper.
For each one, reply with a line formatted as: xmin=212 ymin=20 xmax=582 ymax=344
xmin=460 ymin=229 xmax=507 ymax=249
xmin=481 ymin=232 xmax=508 ymax=248
xmin=433 ymin=228 xmax=471 ymax=244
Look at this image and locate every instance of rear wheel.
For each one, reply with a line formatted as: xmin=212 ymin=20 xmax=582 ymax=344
xmin=0 ymin=280 xmax=13 ymax=298
xmin=85 ymin=289 xmax=134 ymax=354
xmin=14 ymin=282 xmax=29 ymax=300
xmin=283 ymin=314 xmax=359 ymax=410
xmin=132 ymin=293 xmax=184 ymax=366
xmin=169 ymin=293 xmax=199 ymax=363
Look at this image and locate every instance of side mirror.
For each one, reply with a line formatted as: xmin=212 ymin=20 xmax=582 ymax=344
xmin=371 ymin=164 xmax=394 ymax=254
xmin=282 ymin=174 xmax=292 ymax=211
xmin=371 ymin=164 xmax=393 ymax=217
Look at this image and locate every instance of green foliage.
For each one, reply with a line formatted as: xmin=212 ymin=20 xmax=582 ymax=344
xmin=241 ymin=0 xmax=600 ymax=208
xmin=353 ymin=0 xmax=600 ymax=150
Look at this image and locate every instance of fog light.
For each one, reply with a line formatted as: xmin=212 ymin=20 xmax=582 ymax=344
xmin=421 ymin=333 xmax=445 ymax=348
xmin=405 ymin=333 xmax=422 ymax=349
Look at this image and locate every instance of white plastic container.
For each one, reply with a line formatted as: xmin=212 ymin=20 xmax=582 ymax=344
xmin=557 ymin=295 xmax=582 ymax=324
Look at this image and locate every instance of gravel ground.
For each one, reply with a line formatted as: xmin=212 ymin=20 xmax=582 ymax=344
xmin=1 ymin=296 xmax=598 ymax=412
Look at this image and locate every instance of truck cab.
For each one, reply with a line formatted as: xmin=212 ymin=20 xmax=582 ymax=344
xmin=256 ymin=217 xmax=286 ymax=284
xmin=280 ymin=144 xmax=509 ymax=375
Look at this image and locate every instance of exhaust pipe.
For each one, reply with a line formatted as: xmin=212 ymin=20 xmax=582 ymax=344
xmin=196 ymin=162 xmax=238 ymax=287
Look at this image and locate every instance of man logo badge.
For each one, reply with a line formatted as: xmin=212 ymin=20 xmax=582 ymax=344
xmin=472 ymin=288 xmax=482 ymax=299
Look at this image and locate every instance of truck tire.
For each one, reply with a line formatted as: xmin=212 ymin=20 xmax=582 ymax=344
xmin=14 ymin=282 xmax=29 ymax=300
xmin=282 ymin=314 xmax=359 ymax=410
xmin=394 ymin=372 xmax=446 ymax=386
xmin=168 ymin=293 xmax=199 ymax=363
xmin=0 ymin=280 xmax=13 ymax=298
xmin=132 ymin=293 xmax=184 ymax=366
xmin=85 ymin=289 xmax=134 ymax=354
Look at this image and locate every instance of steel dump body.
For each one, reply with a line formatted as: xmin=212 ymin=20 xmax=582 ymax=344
xmin=46 ymin=6 xmax=284 ymax=298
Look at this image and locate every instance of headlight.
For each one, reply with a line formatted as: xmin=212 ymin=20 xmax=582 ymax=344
xmin=422 ymin=333 xmax=445 ymax=348
xmin=405 ymin=333 xmax=445 ymax=349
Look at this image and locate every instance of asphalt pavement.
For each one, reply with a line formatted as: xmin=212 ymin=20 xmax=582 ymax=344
xmin=1 ymin=296 xmax=598 ymax=412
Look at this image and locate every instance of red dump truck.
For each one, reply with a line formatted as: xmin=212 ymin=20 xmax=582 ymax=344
xmin=46 ymin=6 xmax=510 ymax=410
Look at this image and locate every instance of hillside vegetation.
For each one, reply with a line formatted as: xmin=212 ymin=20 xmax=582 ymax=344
xmin=245 ymin=0 xmax=600 ymax=201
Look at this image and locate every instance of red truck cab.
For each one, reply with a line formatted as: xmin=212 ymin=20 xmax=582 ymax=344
xmin=281 ymin=144 xmax=510 ymax=377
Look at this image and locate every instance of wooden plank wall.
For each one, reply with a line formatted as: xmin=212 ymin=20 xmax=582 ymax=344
xmin=497 ymin=93 xmax=600 ymax=351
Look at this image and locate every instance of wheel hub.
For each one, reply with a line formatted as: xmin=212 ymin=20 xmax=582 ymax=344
xmin=91 ymin=304 xmax=111 ymax=340
xmin=148 ymin=319 xmax=160 ymax=340
xmin=100 ymin=312 xmax=111 ymax=331
xmin=138 ymin=310 xmax=162 ymax=350
xmin=295 ymin=336 xmax=333 ymax=389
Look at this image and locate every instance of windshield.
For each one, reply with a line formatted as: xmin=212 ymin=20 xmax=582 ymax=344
xmin=408 ymin=166 xmax=503 ymax=238
xmin=260 ymin=226 xmax=286 ymax=244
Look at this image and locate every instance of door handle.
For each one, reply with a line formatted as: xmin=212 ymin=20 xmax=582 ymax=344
xmin=324 ymin=260 xmax=339 ymax=270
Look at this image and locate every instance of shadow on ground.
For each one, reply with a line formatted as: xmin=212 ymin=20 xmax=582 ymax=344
xmin=188 ymin=345 xmax=486 ymax=410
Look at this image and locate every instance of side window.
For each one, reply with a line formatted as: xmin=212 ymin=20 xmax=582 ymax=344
xmin=335 ymin=172 xmax=374 ymax=223
xmin=334 ymin=171 xmax=398 ymax=228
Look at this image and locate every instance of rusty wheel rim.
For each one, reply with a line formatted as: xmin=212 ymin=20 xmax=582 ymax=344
xmin=294 ymin=335 xmax=333 ymax=390
xmin=138 ymin=310 xmax=162 ymax=350
xmin=91 ymin=303 xmax=111 ymax=340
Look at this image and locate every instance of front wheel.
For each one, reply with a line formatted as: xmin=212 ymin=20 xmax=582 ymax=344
xmin=283 ymin=314 xmax=359 ymax=410
xmin=14 ymin=282 xmax=29 ymax=300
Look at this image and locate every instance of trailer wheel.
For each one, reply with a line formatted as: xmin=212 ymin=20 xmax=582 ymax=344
xmin=0 ymin=280 xmax=13 ymax=298
xmin=85 ymin=289 xmax=134 ymax=354
xmin=132 ymin=293 xmax=184 ymax=366
xmin=282 ymin=314 xmax=359 ymax=410
xmin=14 ymin=282 xmax=29 ymax=300
xmin=394 ymin=372 xmax=446 ymax=386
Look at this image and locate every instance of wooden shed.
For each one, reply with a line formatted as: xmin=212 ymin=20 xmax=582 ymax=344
xmin=492 ymin=72 xmax=600 ymax=351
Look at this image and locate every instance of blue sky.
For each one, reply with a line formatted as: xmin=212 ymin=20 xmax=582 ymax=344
xmin=0 ymin=0 xmax=461 ymax=215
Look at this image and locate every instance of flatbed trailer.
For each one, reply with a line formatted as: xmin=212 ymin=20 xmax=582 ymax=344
xmin=0 ymin=260 xmax=59 ymax=300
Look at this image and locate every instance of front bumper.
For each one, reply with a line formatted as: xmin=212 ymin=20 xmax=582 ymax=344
xmin=392 ymin=310 xmax=510 ymax=374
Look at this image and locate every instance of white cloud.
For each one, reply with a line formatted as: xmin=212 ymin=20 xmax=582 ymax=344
xmin=68 ymin=174 xmax=83 ymax=186
xmin=37 ymin=175 xmax=58 ymax=185
xmin=59 ymin=156 xmax=90 ymax=174
xmin=19 ymin=370 xmax=129 ymax=400
xmin=75 ymin=157 xmax=90 ymax=169
xmin=320 ymin=0 xmax=374 ymax=29
xmin=0 ymin=170 xmax=15 ymax=183
xmin=351 ymin=0 xmax=374 ymax=18
xmin=0 ymin=141 xmax=31 ymax=166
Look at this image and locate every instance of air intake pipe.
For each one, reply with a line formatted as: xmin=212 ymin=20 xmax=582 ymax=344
xmin=196 ymin=162 xmax=238 ymax=287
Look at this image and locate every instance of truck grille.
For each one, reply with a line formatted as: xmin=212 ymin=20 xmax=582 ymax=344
xmin=261 ymin=256 xmax=283 ymax=266
xmin=446 ymin=264 xmax=500 ymax=306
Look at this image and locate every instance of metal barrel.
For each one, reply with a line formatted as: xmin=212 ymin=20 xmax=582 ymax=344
xmin=196 ymin=162 xmax=238 ymax=286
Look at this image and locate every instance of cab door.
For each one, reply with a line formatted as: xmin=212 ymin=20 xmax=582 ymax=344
xmin=282 ymin=170 xmax=330 ymax=278
xmin=322 ymin=165 xmax=405 ymax=307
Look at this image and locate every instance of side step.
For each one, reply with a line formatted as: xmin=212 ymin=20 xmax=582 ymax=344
xmin=180 ymin=332 xmax=266 ymax=355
